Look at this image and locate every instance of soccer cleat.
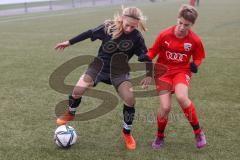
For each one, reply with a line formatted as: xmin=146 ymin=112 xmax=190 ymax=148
xmin=195 ymin=130 xmax=207 ymax=149
xmin=152 ymin=136 xmax=164 ymax=149
xmin=122 ymin=130 xmax=136 ymax=150
xmin=56 ymin=111 xmax=75 ymax=126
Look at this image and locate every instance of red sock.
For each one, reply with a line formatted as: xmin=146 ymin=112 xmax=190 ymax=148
xmin=182 ymin=102 xmax=201 ymax=135
xmin=156 ymin=113 xmax=168 ymax=138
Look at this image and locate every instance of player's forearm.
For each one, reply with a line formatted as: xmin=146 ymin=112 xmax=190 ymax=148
xmin=147 ymin=48 xmax=158 ymax=60
xmin=145 ymin=61 xmax=153 ymax=77
xmin=69 ymin=30 xmax=92 ymax=45
xmin=137 ymin=54 xmax=153 ymax=77
xmin=147 ymin=34 xmax=162 ymax=60
xmin=147 ymin=41 xmax=161 ymax=60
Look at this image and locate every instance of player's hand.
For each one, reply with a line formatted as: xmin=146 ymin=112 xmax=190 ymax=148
xmin=54 ymin=41 xmax=70 ymax=51
xmin=190 ymin=62 xmax=198 ymax=73
xmin=140 ymin=76 xmax=152 ymax=89
xmin=138 ymin=54 xmax=151 ymax=62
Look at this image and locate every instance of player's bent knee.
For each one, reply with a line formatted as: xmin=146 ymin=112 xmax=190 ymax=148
xmin=176 ymin=95 xmax=191 ymax=108
xmin=176 ymin=94 xmax=188 ymax=103
xmin=160 ymin=105 xmax=171 ymax=114
xmin=72 ymin=75 xmax=93 ymax=98
xmin=79 ymin=74 xmax=94 ymax=86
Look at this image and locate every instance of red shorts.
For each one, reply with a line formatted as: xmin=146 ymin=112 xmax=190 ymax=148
xmin=154 ymin=70 xmax=192 ymax=94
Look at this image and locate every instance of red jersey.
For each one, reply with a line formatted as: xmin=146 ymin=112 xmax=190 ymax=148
xmin=147 ymin=26 xmax=205 ymax=71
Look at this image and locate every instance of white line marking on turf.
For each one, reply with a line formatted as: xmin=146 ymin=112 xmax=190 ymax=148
xmin=0 ymin=8 xmax=104 ymax=23
xmin=0 ymin=12 xmax=78 ymax=23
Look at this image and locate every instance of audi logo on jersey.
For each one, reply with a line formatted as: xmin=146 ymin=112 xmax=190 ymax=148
xmin=165 ymin=51 xmax=187 ymax=62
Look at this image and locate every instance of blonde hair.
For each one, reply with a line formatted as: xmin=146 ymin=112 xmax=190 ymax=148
xmin=104 ymin=6 xmax=147 ymax=39
xmin=178 ymin=4 xmax=198 ymax=24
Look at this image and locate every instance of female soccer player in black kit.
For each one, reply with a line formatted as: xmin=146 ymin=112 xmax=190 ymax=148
xmin=54 ymin=6 xmax=152 ymax=150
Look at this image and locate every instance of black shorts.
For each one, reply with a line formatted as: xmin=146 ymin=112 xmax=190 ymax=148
xmin=85 ymin=67 xmax=130 ymax=90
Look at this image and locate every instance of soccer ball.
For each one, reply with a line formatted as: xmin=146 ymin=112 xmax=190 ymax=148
xmin=54 ymin=125 xmax=77 ymax=148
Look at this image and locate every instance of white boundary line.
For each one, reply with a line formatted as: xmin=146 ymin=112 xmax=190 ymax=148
xmin=0 ymin=8 xmax=103 ymax=23
xmin=0 ymin=12 xmax=76 ymax=23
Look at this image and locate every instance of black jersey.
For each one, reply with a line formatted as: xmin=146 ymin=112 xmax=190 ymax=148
xmin=69 ymin=24 xmax=148 ymax=74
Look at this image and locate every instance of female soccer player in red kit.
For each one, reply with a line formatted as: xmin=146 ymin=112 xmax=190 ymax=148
xmin=147 ymin=4 xmax=207 ymax=149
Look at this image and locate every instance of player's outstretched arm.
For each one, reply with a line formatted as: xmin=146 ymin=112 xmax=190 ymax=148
xmin=54 ymin=41 xmax=70 ymax=51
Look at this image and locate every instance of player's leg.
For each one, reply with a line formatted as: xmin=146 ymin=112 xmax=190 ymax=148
xmin=152 ymin=92 xmax=172 ymax=149
xmin=116 ymin=80 xmax=136 ymax=150
xmin=56 ymin=74 xmax=94 ymax=125
xmin=70 ymin=73 xmax=94 ymax=113
xmin=151 ymin=73 xmax=173 ymax=149
xmin=174 ymin=73 xmax=206 ymax=148
xmin=117 ymin=81 xmax=135 ymax=135
xmin=56 ymin=57 xmax=103 ymax=125
xmin=112 ymin=72 xmax=136 ymax=150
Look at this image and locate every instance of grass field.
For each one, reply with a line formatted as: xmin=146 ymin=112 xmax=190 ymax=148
xmin=0 ymin=0 xmax=240 ymax=159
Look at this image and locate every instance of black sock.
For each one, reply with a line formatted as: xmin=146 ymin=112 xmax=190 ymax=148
xmin=123 ymin=104 xmax=135 ymax=134
xmin=68 ymin=95 xmax=82 ymax=115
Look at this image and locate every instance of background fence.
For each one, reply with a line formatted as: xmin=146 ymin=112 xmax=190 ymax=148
xmin=0 ymin=0 xmax=160 ymax=16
